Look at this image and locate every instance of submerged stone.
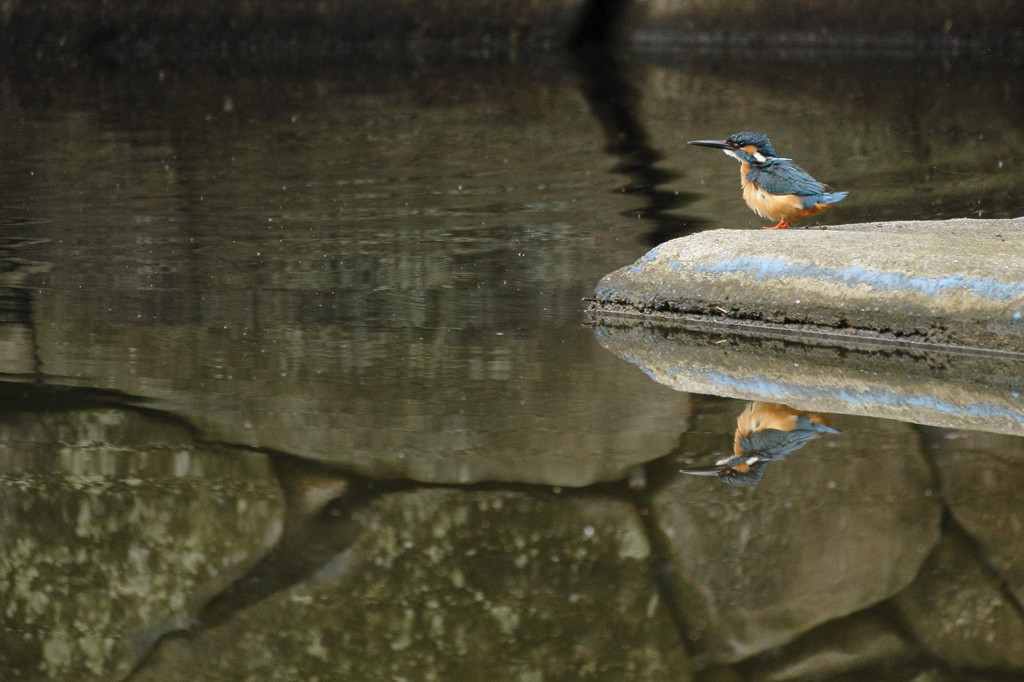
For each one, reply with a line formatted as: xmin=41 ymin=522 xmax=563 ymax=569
xmin=931 ymin=432 xmax=1024 ymax=607
xmin=651 ymin=412 xmax=940 ymax=663
xmin=0 ymin=409 xmax=284 ymax=681
xmin=133 ymin=489 xmax=691 ymax=681
xmin=895 ymin=530 xmax=1024 ymax=670
xmin=735 ymin=608 xmax=910 ymax=681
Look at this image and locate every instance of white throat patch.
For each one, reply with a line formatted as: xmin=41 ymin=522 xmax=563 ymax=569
xmin=724 ymin=148 xmax=768 ymax=163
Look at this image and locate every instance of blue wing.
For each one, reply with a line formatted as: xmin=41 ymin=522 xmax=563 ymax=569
xmin=738 ymin=416 xmax=840 ymax=461
xmin=747 ymin=158 xmax=847 ymax=208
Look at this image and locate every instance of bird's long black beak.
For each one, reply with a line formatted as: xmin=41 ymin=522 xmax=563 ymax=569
xmin=679 ymin=464 xmax=727 ymax=476
xmin=687 ymin=139 xmax=732 ymax=149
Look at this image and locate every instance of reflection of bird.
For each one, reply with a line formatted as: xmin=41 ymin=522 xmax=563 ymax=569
xmin=680 ymin=402 xmax=839 ymax=486
xmin=688 ymin=132 xmax=848 ymax=229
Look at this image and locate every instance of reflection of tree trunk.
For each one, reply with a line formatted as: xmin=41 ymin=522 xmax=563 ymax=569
xmin=568 ymin=0 xmax=631 ymax=47
xmin=571 ymin=43 xmax=707 ymax=246
xmin=0 ymin=238 xmax=52 ymax=376
xmin=0 ymin=288 xmax=36 ymax=375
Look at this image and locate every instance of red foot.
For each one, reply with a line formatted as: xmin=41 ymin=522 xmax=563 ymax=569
xmin=762 ymin=220 xmax=791 ymax=230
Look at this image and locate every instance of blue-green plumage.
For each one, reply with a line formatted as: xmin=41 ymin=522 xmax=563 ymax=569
xmin=746 ymin=158 xmax=849 ymax=208
xmin=735 ymin=416 xmax=840 ymax=461
xmin=688 ymin=131 xmax=848 ymax=228
xmin=718 ymin=131 xmax=777 ymax=157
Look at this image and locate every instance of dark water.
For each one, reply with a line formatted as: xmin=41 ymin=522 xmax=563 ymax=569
xmin=1 ymin=48 xmax=1023 ymax=681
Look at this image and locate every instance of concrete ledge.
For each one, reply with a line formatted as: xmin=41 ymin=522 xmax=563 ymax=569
xmin=590 ymin=219 xmax=1024 ymax=354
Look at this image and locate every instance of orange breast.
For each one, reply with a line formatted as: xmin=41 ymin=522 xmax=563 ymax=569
xmin=739 ymin=164 xmax=829 ymax=223
xmin=742 ymin=183 xmax=807 ymax=222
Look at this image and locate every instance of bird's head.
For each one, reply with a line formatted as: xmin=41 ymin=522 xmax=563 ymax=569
xmin=688 ymin=131 xmax=779 ymax=164
xmin=679 ymin=455 xmax=769 ymax=487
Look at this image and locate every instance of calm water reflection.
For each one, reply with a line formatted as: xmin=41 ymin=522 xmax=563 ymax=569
xmin=678 ymin=402 xmax=840 ymax=486
xmin=1 ymin=49 xmax=1023 ymax=680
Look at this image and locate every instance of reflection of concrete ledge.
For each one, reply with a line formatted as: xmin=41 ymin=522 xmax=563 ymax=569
xmin=590 ymin=220 xmax=1024 ymax=354
xmin=590 ymin=321 xmax=1024 ymax=436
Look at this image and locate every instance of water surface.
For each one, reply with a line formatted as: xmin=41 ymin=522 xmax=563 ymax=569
xmin=1 ymin=49 xmax=1023 ymax=680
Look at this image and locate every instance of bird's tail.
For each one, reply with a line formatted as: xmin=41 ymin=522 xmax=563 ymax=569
xmin=819 ymin=190 xmax=849 ymax=204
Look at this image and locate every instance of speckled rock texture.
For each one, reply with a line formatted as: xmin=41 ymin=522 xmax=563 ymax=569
xmin=0 ymin=409 xmax=284 ymax=681
xmin=651 ymin=410 xmax=940 ymax=663
xmin=895 ymin=530 xmax=1024 ymax=669
xmin=591 ymin=220 xmax=1024 ymax=353
xmin=132 ymin=489 xmax=692 ymax=681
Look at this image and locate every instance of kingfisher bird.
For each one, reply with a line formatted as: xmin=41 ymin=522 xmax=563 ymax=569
xmin=688 ymin=132 xmax=848 ymax=229
xmin=680 ymin=402 xmax=840 ymax=486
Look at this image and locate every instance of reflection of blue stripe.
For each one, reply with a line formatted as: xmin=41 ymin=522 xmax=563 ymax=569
xmin=686 ymin=369 xmax=1024 ymax=424
xmin=613 ymin=351 xmax=659 ymax=380
xmin=687 ymin=255 xmax=1024 ymax=302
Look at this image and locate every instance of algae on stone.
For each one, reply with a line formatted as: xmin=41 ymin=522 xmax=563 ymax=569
xmin=0 ymin=409 xmax=284 ymax=680
xmin=133 ymin=489 xmax=691 ymax=681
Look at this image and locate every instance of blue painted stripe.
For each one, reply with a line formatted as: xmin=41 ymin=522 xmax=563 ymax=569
xmin=686 ymin=255 xmax=1024 ymax=302
xmin=626 ymin=246 xmax=662 ymax=274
